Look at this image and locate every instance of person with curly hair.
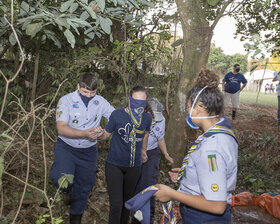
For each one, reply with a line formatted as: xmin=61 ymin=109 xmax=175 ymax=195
xmin=154 ymin=68 xmax=238 ymax=224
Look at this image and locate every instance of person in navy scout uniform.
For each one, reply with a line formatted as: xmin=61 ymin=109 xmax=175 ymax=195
xmin=222 ymin=64 xmax=247 ymax=120
xmin=50 ymin=73 xmax=114 ymax=224
xmin=133 ymin=98 xmax=174 ymax=224
xmin=99 ymin=86 xmax=152 ymax=224
xmin=154 ymin=68 xmax=238 ymax=224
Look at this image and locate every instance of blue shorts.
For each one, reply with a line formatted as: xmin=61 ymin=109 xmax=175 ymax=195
xmin=180 ymin=203 xmax=232 ymax=224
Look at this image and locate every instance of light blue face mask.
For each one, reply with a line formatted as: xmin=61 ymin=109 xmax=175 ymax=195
xmin=186 ymin=86 xmax=219 ymax=129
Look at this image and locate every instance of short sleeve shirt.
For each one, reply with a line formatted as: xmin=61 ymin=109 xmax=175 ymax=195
xmin=223 ymin=72 xmax=247 ymax=94
xmin=105 ymin=109 xmax=152 ymax=167
xmin=178 ymin=134 xmax=238 ymax=204
xmin=147 ymin=118 xmax=165 ymax=151
xmin=56 ymin=90 xmax=115 ymax=148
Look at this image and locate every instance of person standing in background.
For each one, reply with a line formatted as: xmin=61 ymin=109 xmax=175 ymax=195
xmin=222 ymin=64 xmax=247 ymax=120
xmin=272 ymin=72 xmax=280 ymax=126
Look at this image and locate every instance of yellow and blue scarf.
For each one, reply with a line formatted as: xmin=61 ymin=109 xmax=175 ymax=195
xmin=178 ymin=118 xmax=237 ymax=182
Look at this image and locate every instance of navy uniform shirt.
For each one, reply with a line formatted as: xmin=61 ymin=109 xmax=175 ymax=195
xmin=223 ymin=72 xmax=247 ymax=94
xmin=105 ymin=108 xmax=152 ymax=167
xmin=56 ymin=90 xmax=114 ymax=148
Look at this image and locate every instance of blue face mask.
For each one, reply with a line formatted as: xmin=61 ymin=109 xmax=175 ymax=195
xmin=186 ymin=86 xmax=219 ymax=129
xmin=80 ymin=93 xmax=95 ymax=107
xmin=186 ymin=114 xmax=199 ymax=129
xmin=129 ymin=96 xmax=148 ymax=122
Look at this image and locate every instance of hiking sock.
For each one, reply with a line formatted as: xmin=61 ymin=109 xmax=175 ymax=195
xmin=232 ymin=111 xmax=236 ymax=120
xmin=70 ymin=214 xmax=82 ymax=224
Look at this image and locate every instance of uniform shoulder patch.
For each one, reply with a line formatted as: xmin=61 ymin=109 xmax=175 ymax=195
xmin=208 ymin=154 xmax=218 ymax=172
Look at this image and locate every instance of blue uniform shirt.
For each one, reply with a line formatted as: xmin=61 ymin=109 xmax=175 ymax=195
xmin=56 ymin=90 xmax=114 ymax=148
xmin=147 ymin=118 xmax=165 ymax=151
xmin=223 ymin=72 xmax=247 ymax=94
xmin=178 ymin=118 xmax=238 ymax=204
xmin=105 ymin=109 xmax=152 ymax=167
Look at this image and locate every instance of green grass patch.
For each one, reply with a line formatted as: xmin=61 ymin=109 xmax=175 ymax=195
xmin=240 ymin=91 xmax=278 ymax=108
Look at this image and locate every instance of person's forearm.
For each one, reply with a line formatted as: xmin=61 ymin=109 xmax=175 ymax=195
xmin=170 ymin=190 xmax=227 ymax=214
xmin=240 ymin=83 xmax=247 ymax=91
xmin=142 ymin=132 xmax=149 ymax=153
xmin=158 ymin=139 xmax=169 ymax=157
xmin=57 ymin=124 xmax=85 ymax=138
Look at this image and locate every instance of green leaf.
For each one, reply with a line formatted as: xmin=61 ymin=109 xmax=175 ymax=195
xmin=84 ymin=5 xmax=97 ymax=19
xmin=24 ymin=192 xmax=33 ymax=199
xmin=80 ymin=11 xmax=89 ymax=21
xmin=9 ymin=32 xmax=17 ymax=46
xmin=96 ymin=0 xmax=105 ymax=12
xmin=64 ymin=29 xmax=76 ymax=48
xmin=80 ymin=0 xmax=88 ymax=3
xmin=207 ymin=0 xmax=220 ymax=6
xmin=20 ymin=1 xmax=29 ymax=13
xmin=99 ymin=17 xmax=112 ymax=34
xmin=70 ymin=18 xmax=91 ymax=27
xmin=66 ymin=19 xmax=80 ymax=35
xmin=0 ymin=5 xmax=8 ymax=12
xmin=60 ymin=0 xmax=74 ymax=12
xmin=0 ymin=157 xmax=4 ymax=186
xmin=26 ymin=22 xmax=42 ymax=38
xmin=44 ymin=30 xmax=62 ymax=48
xmin=58 ymin=174 xmax=74 ymax=189
xmin=171 ymin=38 xmax=184 ymax=47
xmin=138 ymin=0 xmax=154 ymax=8
xmin=69 ymin=3 xmax=79 ymax=13
xmin=55 ymin=17 xmax=70 ymax=29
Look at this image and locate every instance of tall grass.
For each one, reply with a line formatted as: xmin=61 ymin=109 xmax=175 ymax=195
xmin=240 ymin=91 xmax=278 ymax=108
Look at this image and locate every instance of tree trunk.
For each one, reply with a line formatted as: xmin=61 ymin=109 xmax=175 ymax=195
xmin=166 ymin=0 xmax=213 ymax=166
xmin=31 ymin=40 xmax=40 ymax=101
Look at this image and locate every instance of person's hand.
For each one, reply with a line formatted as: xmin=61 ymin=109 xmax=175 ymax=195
xmin=85 ymin=126 xmax=104 ymax=140
xmin=154 ymin=184 xmax=174 ymax=202
xmin=164 ymin=153 xmax=174 ymax=166
xmin=142 ymin=151 xmax=148 ymax=163
xmin=168 ymin=168 xmax=180 ymax=183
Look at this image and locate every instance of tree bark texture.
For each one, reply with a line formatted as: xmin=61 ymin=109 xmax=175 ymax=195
xmin=166 ymin=0 xmax=213 ymax=166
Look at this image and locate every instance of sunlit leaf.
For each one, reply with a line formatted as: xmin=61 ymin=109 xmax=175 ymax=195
xmin=69 ymin=3 xmax=79 ymax=13
xmin=207 ymin=0 xmax=220 ymax=6
xmin=99 ymin=16 xmax=112 ymax=34
xmin=26 ymin=22 xmax=42 ymax=38
xmin=20 ymin=1 xmax=29 ymax=13
xmin=9 ymin=32 xmax=17 ymax=45
xmin=171 ymin=38 xmax=184 ymax=47
xmin=64 ymin=29 xmax=76 ymax=48
xmin=96 ymin=0 xmax=105 ymax=12
xmin=60 ymin=0 xmax=74 ymax=12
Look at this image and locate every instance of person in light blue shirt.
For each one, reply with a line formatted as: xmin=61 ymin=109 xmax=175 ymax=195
xmin=272 ymin=71 xmax=280 ymax=126
xmin=50 ymin=73 xmax=114 ymax=224
xmin=155 ymin=68 xmax=238 ymax=224
xmin=222 ymin=64 xmax=247 ymax=120
xmin=133 ymin=98 xmax=174 ymax=224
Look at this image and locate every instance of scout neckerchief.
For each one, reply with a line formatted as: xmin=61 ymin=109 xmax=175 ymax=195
xmin=177 ymin=117 xmax=237 ymax=182
xmin=125 ymin=185 xmax=176 ymax=224
xmin=125 ymin=97 xmax=147 ymax=167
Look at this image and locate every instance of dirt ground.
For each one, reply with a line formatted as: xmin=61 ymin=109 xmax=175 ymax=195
xmin=1 ymin=103 xmax=279 ymax=224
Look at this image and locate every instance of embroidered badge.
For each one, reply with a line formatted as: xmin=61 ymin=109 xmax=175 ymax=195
xmin=134 ymin=107 xmax=144 ymax=115
xmin=211 ymin=184 xmax=219 ymax=192
xmin=208 ymin=154 xmax=218 ymax=172
xmin=93 ymin=100 xmax=99 ymax=105
xmin=72 ymin=119 xmax=79 ymax=126
xmin=72 ymin=101 xmax=79 ymax=108
xmin=56 ymin=111 xmax=63 ymax=118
